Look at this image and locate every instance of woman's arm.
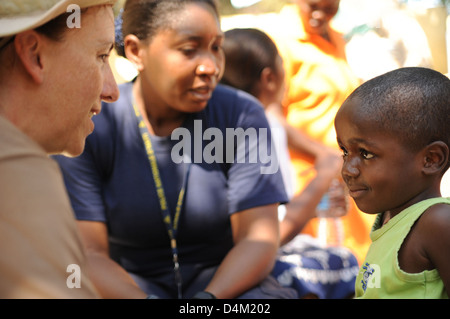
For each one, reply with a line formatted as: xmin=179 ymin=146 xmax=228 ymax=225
xmin=203 ymin=203 xmax=280 ymax=299
xmin=77 ymin=220 xmax=148 ymax=299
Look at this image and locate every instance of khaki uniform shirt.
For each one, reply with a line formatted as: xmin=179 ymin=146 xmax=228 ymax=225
xmin=0 ymin=115 xmax=98 ymax=298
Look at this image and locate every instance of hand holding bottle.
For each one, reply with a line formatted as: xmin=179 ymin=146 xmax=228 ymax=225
xmin=316 ymin=178 xmax=348 ymax=247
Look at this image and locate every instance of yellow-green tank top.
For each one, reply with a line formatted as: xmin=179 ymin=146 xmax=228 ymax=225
xmin=355 ymin=197 xmax=450 ymax=299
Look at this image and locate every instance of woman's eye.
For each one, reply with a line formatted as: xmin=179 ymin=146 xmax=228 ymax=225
xmin=212 ymin=39 xmax=223 ymax=53
xmin=180 ymin=45 xmax=197 ymax=56
xmin=99 ymin=54 xmax=109 ymax=63
xmin=360 ymin=149 xmax=374 ymax=159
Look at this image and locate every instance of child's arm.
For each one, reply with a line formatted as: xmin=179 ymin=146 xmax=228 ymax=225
xmin=422 ymin=203 xmax=450 ymax=296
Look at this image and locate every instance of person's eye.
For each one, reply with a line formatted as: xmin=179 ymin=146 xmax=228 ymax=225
xmin=211 ymin=39 xmax=223 ymax=53
xmin=339 ymin=146 xmax=348 ymax=158
xmin=99 ymin=54 xmax=110 ymax=63
xmin=360 ymin=149 xmax=374 ymax=160
xmin=179 ymin=46 xmax=197 ymax=56
xmin=212 ymin=44 xmax=222 ymax=53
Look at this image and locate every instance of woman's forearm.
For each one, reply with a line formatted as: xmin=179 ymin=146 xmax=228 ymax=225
xmin=204 ymin=236 xmax=278 ymax=299
xmin=85 ymin=251 xmax=148 ymax=299
xmin=204 ymin=205 xmax=280 ymax=299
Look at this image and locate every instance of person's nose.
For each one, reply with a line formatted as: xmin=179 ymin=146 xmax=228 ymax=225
xmin=196 ymin=53 xmax=221 ymax=77
xmin=341 ymin=156 xmax=360 ymax=180
xmin=101 ymin=64 xmax=120 ymax=103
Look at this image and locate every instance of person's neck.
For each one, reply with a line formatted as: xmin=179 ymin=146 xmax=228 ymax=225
xmin=382 ymin=186 xmax=443 ymax=226
xmin=1 ymin=84 xmax=50 ymax=149
xmin=321 ymin=31 xmax=331 ymax=43
xmin=133 ymin=78 xmax=187 ymax=137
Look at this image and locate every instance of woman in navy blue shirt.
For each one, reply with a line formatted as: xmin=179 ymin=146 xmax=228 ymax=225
xmin=55 ymin=0 xmax=296 ymax=299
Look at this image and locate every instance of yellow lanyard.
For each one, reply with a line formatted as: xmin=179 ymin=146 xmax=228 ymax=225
xmin=133 ymin=103 xmax=190 ymax=299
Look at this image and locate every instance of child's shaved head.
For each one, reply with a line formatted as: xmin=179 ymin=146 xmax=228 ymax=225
xmin=339 ymin=67 xmax=450 ymax=157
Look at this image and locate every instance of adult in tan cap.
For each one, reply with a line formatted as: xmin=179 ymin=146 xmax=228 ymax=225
xmin=0 ymin=0 xmax=119 ymax=298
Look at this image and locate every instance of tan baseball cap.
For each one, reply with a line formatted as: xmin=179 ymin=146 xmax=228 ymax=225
xmin=0 ymin=0 xmax=116 ymax=38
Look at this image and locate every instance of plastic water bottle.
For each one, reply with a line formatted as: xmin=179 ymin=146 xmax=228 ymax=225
xmin=316 ymin=181 xmax=346 ymax=247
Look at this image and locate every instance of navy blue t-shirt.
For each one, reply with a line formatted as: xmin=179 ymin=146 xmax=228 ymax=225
xmin=55 ymin=82 xmax=288 ymax=298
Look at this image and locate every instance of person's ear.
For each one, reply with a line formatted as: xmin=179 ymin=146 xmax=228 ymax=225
xmin=14 ymin=30 xmax=44 ymax=84
xmin=124 ymin=34 xmax=144 ymax=72
xmin=260 ymin=67 xmax=277 ymax=93
xmin=422 ymin=141 xmax=449 ymax=175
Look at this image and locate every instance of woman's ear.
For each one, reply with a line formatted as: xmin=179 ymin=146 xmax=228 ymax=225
xmin=14 ymin=30 xmax=44 ymax=84
xmin=124 ymin=34 xmax=144 ymax=72
xmin=422 ymin=141 xmax=449 ymax=175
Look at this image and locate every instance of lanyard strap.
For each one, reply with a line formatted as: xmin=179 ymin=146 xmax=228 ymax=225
xmin=133 ymin=103 xmax=190 ymax=299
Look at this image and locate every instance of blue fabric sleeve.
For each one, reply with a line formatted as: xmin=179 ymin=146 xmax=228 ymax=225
xmin=54 ymin=144 xmax=107 ymax=222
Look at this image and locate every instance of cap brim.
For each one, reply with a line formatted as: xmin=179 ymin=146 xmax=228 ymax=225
xmin=0 ymin=0 xmax=116 ymax=37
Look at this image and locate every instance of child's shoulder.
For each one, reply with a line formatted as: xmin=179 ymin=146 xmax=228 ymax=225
xmin=417 ymin=199 xmax=450 ymax=263
xmin=420 ymin=199 xmax=450 ymax=229
xmin=398 ymin=198 xmax=450 ymax=274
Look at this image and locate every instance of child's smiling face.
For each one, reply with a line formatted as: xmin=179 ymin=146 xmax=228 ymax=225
xmin=334 ymin=96 xmax=428 ymax=217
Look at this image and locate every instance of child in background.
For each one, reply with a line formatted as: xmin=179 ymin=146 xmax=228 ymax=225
xmin=335 ymin=67 xmax=450 ymax=298
xmin=222 ymin=28 xmax=359 ymax=299
xmin=221 ymin=28 xmax=346 ymax=245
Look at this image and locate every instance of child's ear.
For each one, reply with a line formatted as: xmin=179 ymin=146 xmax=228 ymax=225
xmin=422 ymin=141 xmax=449 ymax=175
xmin=260 ymin=67 xmax=277 ymax=93
xmin=124 ymin=34 xmax=144 ymax=72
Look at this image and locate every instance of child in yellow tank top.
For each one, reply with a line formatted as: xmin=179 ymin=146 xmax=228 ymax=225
xmin=334 ymin=67 xmax=450 ymax=298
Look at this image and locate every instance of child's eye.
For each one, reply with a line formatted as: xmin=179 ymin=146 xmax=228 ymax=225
xmin=360 ymin=149 xmax=374 ymax=159
xmin=339 ymin=146 xmax=348 ymax=158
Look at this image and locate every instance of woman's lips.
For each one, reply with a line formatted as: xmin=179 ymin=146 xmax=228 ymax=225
xmin=89 ymin=105 xmax=101 ymax=119
xmin=88 ymin=108 xmax=100 ymax=133
xmin=190 ymin=86 xmax=213 ymax=101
